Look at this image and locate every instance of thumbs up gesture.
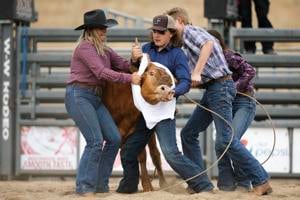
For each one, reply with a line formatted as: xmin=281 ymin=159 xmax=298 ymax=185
xmin=131 ymin=37 xmax=142 ymax=62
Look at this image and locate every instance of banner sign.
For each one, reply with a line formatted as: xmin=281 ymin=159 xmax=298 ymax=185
xmin=241 ymin=128 xmax=290 ymax=173
xmin=20 ymin=126 xmax=78 ymax=170
xmin=292 ymin=129 xmax=300 ymax=173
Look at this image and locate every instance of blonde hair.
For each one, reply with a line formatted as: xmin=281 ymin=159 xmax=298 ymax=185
xmin=76 ymin=28 xmax=107 ymax=55
xmin=165 ymin=7 xmax=190 ymax=25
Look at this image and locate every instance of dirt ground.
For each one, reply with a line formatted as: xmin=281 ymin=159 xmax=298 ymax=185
xmin=1 ymin=177 xmax=300 ymax=200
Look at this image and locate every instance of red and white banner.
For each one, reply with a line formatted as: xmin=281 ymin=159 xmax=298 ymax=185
xmin=20 ymin=126 xmax=78 ymax=170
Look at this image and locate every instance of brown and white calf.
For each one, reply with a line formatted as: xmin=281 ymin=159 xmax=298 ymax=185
xmin=102 ymin=62 xmax=173 ymax=191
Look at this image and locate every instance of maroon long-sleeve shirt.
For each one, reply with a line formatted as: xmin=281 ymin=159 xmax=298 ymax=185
xmin=67 ymin=40 xmax=132 ymax=85
xmin=224 ymin=49 xmax=256 ymax=94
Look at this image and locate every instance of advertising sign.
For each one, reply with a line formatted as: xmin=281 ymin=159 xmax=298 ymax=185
xmin=292 ymin=129 xmax=300 ymax=173
xmin=241 ymin=128 xmax=290 ymax=173
xmin=20 ymin=126 xmax=78 ymax=170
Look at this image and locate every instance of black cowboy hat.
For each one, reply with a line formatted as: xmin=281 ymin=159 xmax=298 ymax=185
xmin=75 ymin=9 xmax=118 ymax=30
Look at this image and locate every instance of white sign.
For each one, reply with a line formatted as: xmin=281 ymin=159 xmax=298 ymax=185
xmin=21 ymin=126 xmax=78 ymax=170
xmin=292 ymin=129 xmax=300 ymax=173
xmin=242 ymin=128 xmax=290 ymax=173
xmin=2 ymin=38 xmax=11 ymax=141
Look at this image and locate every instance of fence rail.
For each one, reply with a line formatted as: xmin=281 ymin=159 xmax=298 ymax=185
xmin=229 ymin=28 xmax=300 ymax=53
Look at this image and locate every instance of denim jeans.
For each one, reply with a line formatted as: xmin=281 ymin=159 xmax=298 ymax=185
xmin=181 ymin=79 xmax=269 ymax=189
xmin=117 ymin=117 xmax=213 ymax=193
xmin=65 ymin=85 xmax=121 ymax=194
xmin=217 ymin=94 xmax=257 ymax=190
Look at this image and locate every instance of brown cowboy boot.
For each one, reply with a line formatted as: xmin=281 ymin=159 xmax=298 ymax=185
xmin=253 ymin=181 xmax=273 ymax=196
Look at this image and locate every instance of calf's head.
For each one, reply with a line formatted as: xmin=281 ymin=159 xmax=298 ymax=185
xmin=141 ymin=62 xmax=174 ymax=105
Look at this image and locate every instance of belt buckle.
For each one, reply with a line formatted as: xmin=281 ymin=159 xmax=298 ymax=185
xmin=95 ymin=87 xmax=102 ymax=96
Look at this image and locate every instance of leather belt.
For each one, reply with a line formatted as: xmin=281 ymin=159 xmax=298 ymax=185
xmin=214 ymin=75 xmax=232 ymax=82
xmin=201 ymin=75 xmax=232 ymax=88
xmin=71 ymin=82 xmax=102 ymax=96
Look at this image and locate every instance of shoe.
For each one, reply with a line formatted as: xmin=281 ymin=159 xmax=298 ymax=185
xmin=96 ymin=186 xmax=109 ymax=193
xmin=263 ymin=49 xmax=277 ymax=55
xmin=77 ymin=192 xmax=95 ymax=198
xmin=236 ymin=185 xmax=253 ymax=192
xmin=244 ymin=49 xmax=256 ymax=54
xmin=253 ymin=181 xmax=273 ymax=196
xmin=116 ymin=180 xmax=138 ymax=194
xmin=186 ymin=186 xmax=216 ymax=194
xmin=218 ymin=185 xmax=236 ymax=191
xmin=186 ymin=186 xmax=196 ymax=194
xmin=116 ymin=187 xmax=138 ymax=194
xmin=206 ymin=188 xmax=218 ymax=194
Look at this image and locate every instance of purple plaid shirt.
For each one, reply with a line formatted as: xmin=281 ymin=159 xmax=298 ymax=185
xmin=67 ymin=40 xmax=132 ymax=85
xmin=182 ymin=25 xmax=232 ymax=83
xmin=224 ymin=49 xmax=256 ymax=94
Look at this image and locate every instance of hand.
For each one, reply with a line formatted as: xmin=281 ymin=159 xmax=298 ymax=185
xmin=131 ymin=72 xmax=141 ymax=85
xmin=191 ymin=71 xmax=202 ymax=87
xmin=131 ymin=37 xmax=142 ymax=62
xmin=161 ymin=90 xmax=175 ymax=102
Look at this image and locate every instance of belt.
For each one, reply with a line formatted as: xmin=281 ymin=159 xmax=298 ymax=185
xmin=215 ymin=75 xmax=232 ymax=82
xmin=71 ymin=82 xmax=102 ymax=96
xmin=201 ymin=75 xmax=232 ymax=88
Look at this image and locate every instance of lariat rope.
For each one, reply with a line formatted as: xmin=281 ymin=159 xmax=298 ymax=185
xmin=159 ymin=91 xmax=276 ymax=191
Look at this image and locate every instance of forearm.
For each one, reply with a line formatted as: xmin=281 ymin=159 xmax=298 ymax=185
xmin=194 ymin=40 xmax=214 ymax=73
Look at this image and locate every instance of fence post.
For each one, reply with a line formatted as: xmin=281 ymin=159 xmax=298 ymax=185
xmin=0 ymin=20 xmax=16 ymax=179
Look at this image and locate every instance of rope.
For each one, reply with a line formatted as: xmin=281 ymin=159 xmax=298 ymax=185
xmin=160 ymin=94 xmax=235 ymax=191
xmin=159 ymin=91 xmax=276 ymax=191
xmin=236 ymin=92 xmax=276 ymax=165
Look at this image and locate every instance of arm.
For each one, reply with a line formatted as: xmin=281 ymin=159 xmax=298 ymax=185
xmin=173 ymin=51 xmax=191 ymax=97
xmin=78 ymin=42 xmax=132 ymax=83
xmin=192 ymin=40 xmax=214 ymax=86
xmin=225 ymin=50 xmax=256 ymax=92
xmin=109 ymin=48 xmax=132 ymax=72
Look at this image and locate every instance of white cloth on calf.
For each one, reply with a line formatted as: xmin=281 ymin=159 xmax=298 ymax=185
xmin=131 ymin=54 xmax=176 ymax=129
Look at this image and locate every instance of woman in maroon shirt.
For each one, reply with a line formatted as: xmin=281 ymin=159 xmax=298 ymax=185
xmin=65 ymin=9 xmax=140 ymax=197
xmin=208 ymin=30 xmax=272 ymax=195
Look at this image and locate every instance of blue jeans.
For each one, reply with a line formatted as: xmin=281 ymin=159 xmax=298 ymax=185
xmin=65 ymin=85 xmax=121 ymax=194
xmin=117 ymin=117 xmax=213 ymax=193
xmin=181 ymin=79 xmax=269 ymax=188
xmin=217 ymin=94 xmax=257 ymax=190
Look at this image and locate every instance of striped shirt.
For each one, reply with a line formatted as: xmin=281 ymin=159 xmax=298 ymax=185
xmin=182 ymin=25 xmax=232 ymax=83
